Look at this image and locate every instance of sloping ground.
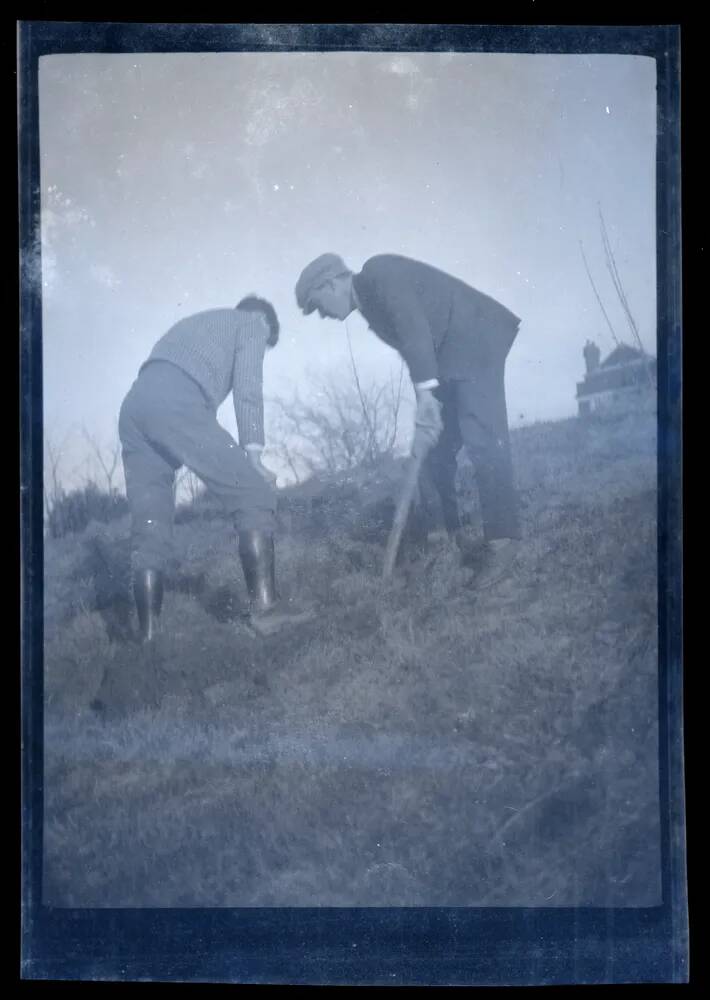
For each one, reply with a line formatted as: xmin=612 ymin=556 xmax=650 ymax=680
xmin=42 ymin=405 xmax=660 ymax=907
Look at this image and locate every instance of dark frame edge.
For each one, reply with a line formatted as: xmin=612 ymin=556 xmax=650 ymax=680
xmin=655 ymin=23 xmax=687 ymax=986
xmin=18 ymin=20 xmax=687 ymax=985
xmin=19 ymin=18 xmax=46 ymax=980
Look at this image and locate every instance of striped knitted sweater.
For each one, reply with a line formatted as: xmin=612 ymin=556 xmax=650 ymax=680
xmin=142 ymin=308 xmax=269 ymax=447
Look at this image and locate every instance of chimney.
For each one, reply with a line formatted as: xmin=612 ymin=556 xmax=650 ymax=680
xmin=583 ymin=340 xmax=601 ymax=374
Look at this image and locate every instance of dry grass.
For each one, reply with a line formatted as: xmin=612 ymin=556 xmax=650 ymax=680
xmin=42 ymin=404 xmax=661 ymax=907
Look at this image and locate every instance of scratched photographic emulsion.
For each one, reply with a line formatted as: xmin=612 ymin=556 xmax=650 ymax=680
xmin=21 ymin=23 xmax=685 ymax=985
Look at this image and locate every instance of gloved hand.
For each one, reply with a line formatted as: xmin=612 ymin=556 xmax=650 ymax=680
xmin=247 ymin=448 xmax=278 ymax=486
xmin=411 ymin=389 xmax=443 ymax=458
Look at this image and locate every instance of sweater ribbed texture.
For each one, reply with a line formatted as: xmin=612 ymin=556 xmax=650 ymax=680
xmin=143 ymin=308 xmax=269 ymax=445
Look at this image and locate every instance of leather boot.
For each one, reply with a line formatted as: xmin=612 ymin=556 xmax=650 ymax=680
xmin=133 ymin=568 xmax=164 ymax=642
xmin=238 ymin=530 xmax=313 ymax=636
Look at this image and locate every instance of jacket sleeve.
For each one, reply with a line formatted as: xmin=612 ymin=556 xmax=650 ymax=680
xmin=232 ymin=313 xmax=269 ymax=447
xmin=359 ymin=259 xmax=439 ymax=384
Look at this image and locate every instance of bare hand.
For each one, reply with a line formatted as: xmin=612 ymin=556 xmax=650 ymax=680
xmin=412 ymin=390 xmax=443 ymax=456
xmin=248 ymin=451 xmax=278 ymax=486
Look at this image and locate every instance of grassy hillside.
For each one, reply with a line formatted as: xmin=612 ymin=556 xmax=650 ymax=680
xmin=42 ymin=400 xmax=661 ymax=907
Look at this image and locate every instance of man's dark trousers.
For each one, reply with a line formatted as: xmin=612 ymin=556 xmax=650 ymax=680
xmin=423 ymin=336 xmax=521 ymax=542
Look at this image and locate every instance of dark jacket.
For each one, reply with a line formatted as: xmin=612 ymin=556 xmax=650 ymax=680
xmin=351 ymin=254 xmax=521 ymax=383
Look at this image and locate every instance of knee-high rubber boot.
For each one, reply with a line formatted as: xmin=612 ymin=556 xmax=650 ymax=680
xmin=238 ymin=530 xmax=277 ymax=612
xmin=238 ymin=530 xmax=313 ymax=636
xmin=133 ymin=568 xmax=164 ymax=642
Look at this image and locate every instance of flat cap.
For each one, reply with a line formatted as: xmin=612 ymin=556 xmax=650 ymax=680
xmin=295 ymin=253 xmax=349 ymax=314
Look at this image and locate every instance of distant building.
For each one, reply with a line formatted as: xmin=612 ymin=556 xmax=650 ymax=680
xmin=583 ymin=339 xmax=602 ymax=374
xmin=576 ymin=342 xmax=656 ymax=417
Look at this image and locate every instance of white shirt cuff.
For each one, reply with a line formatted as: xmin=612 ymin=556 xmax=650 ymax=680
xmin=415 ymin=379 xmax=440 ymax=391
xmin=244 ymin=443 xmax=264 ymax=452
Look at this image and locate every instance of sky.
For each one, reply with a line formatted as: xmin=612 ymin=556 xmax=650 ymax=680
xmin=37 ymin=50 xmax=657 ymax=488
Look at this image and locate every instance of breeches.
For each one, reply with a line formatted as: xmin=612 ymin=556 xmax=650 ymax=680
xmin=118 ymin=361 xmax=275 ymax=571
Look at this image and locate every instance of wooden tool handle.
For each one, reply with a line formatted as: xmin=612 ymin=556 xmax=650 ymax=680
xmin=382 ymin=454 xmax=424 ymax=579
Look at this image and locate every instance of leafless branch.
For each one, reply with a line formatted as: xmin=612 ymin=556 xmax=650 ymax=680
xmin=81 ymin=425 xmax=122 ymax=493
xmin=344 ymin=317 xmax=377 ymax=451
xmin=266 ymin=368 xmax=405 ymax=480
xmin=387 ymin=361 xmax=405 ymax=452
xmin=579 ymin=240 xmax=620 ymax=348
xmin=598 ymin=205 xmax=654 ymax=387
xmin=598 ymin=207 xmax=641 ymax=346
xmin=43 ymin=432 xmax=71 ymax=519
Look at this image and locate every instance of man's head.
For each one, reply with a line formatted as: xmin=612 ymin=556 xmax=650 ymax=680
xmin=236 ymin=295 xmax=280 ymax=347
xmin=295 ymin=253 xmax=355 ymax=321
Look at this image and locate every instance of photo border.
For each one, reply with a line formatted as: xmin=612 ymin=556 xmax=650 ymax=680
xmin=19 ymin=21 xmax=685 ymax=985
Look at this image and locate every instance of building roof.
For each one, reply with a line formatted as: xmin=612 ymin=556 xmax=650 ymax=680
xmin=577 ymin=354 xmax=656 ymax=398
xmin=601 ymin=343 xmax=646 ymax=368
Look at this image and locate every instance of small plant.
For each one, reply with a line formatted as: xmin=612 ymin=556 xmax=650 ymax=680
xmin=47 ymin=481 xmax=129 ymax=539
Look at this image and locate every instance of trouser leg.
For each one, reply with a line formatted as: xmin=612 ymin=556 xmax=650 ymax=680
xmin=127 ymin=362 xmax=277 ymax=534
xmin=167 ymin=413 xmax=276 ymax=533
xmin=422 ymin=383 xmax=463 ymax=534
xmin=119 ymin=396 xmax=178 ymax=574
xmin=456 ymin=370 xmax=521 ymax=541
xmin=119 ymin=393 xmax=176 ymax=640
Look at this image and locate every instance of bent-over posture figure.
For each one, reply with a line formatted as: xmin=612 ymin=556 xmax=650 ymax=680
xmin=296 ymin=253 xmax=522 ymax=588
xmin=119 ymin=296 xmax=311 ymax=639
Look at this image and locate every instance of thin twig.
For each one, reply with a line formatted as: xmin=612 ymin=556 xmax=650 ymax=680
xmin=579 ymin=241 xmax=620 ymax=348
xmin=344 ymin=318 xmax=377 ymax=449
xmin=598 ymin=207 xmax=655 ymax=389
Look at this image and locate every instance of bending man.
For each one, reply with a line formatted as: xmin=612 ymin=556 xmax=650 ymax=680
xmin=295 ymin=254 xmax=522 ymax=588
xmin=119 ymin=296 xmax=311 ymax=639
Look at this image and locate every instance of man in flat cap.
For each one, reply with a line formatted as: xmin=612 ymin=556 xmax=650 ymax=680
xmin=119 ymin=295 xmax=312 ymax=640
xmin=295 ymin=253 xmax=522 ymax=588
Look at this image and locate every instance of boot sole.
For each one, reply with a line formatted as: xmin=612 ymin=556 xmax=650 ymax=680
xmin=247 ymin=610 xmax=315 ymax=637
xmin=469 ymin=568 xmax=514 ymax=591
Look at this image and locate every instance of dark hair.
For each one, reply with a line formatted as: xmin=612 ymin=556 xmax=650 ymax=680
xmin=236 ymin=295 xmax=280 ymax=347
